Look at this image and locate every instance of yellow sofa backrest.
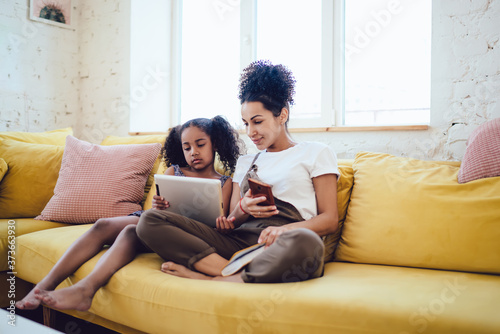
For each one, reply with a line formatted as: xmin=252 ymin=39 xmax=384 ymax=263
xmin=0 ymin=128 xmax=72 ymax=218
xmin=335 ymin=151 xmax=500 ymax=275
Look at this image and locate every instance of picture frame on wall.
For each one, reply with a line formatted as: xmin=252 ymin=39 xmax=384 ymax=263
xmin=29 ymin=0 xmax=73 ymax=29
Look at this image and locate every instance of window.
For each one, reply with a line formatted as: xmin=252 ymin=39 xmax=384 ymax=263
xmin=178 ymin=0 xmax=332 ymax=129
xmin=129 ymin=0 xmax=431 ymax=132
xmin=253 ymin=0 xmax=331 ymax=128
xmin=179 ymin=0 xmax=241 ymax=127
xmin=344 ymin=0 xmax=432 ymax=125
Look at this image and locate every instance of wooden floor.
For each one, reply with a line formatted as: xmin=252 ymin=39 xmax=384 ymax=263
xmin=3 ymin=307 xmax=119 ymax=334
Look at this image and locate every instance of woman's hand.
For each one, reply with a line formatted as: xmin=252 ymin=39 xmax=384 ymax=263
xmin=241 ymin=190 xmax=279 ymax=219
xmin=258 ymin=225 xmax=293 ymax=247
xmin=216 ymin=216 xmax=235 ymax=234
xmin=152 ymin=195 xmax=169 ymax=210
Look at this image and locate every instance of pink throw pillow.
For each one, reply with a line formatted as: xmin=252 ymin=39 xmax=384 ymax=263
xmin=36 ymin=136 xmax=161 ymax=224
xmin=458 ymin=118 xmax=500 ymax=183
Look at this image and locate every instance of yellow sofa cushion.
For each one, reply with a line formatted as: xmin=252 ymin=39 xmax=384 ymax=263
xmin=0 ymin=127 xmax=73 ymax=145
xmin=0 ymin=140 xmax=64 ymax=218
xmin=0 ymin=158 xmax=7 ymax=182
xmin=0 ymin=218 xmax=68 ymax=271
xmin=323 ymin=160 xmax=354 ymax=262
xmin=15 ymin=225 xmax=500 ymax=333
xmin=100 ymin=134 xmax=167 ymax=146
xmin=335 ymin=151 xmax=500 ymax=274
xmin=143 ymin=162 xmax=168 ymax=211
xmin=101 ymin=134 xmax=167 ymax=207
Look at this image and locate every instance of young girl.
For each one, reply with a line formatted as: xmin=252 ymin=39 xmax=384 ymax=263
xmin=137 ymin=60 xmax=340 ymax=283
xmin=16 ymin=115 xmax=243 ymax=311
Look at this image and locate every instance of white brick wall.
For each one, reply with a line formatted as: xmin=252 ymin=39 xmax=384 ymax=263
xmin=296 ymin=0 xmax=500 ymax=161
xmin=0 ymin=0 xmax=79 ymax=132
xmin=0 ymin=0 xmax=129 ymax=143
xmin=1 ymin=0 xmax=499 ymax=160
xmin=76 ymin=0 xmax=130 ymax=143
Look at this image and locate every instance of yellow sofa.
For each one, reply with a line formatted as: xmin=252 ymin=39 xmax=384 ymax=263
xmin=1 ymin=129 xmax=499 ymax=334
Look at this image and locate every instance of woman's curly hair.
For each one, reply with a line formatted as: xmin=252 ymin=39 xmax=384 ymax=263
xmin=162 ymin=116 xmax=244 ymax=175
xmin=238 ymin=60 xmax=296 ymax=121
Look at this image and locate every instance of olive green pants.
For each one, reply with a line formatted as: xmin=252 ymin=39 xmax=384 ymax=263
xmin=137 ymin=209 xmax=324 ymax=283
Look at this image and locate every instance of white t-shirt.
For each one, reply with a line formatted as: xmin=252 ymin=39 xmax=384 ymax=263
xmin=233 ymin=142 xmax=340 ymax=220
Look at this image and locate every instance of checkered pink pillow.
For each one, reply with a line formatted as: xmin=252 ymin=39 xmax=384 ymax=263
xmin=36 ymin=136 xmax=161 ymax=224
xmin=458 ymin=118 xmax=500 ymax=183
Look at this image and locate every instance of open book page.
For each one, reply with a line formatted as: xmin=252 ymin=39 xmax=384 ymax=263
xmin=221 ymin=243 xmax=266 ymax=276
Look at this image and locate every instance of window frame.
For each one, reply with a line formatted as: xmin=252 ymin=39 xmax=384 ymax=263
xmin=132 ymin=0 xmax=430 ymax=134
xmin=240 ymin=0 xmax=338 ymax=128
xmin=169 ymin=0 xmax=339 ymax=129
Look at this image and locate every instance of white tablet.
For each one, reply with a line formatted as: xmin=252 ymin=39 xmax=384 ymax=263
xmin=154 ymin=174 xmax=224 ymax=227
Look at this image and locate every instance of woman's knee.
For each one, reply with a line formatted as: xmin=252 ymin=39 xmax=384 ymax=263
xmin=283 ymin=228 xmax=324 ymax=260
xmin=281 ymin=229 xmax=324 ymax=276
xmin=242 ymin=228 xmax=324 ymax=283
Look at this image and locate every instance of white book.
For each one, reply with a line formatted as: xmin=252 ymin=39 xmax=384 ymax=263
xmin=221 ymin=243 xmax=266 ymax=276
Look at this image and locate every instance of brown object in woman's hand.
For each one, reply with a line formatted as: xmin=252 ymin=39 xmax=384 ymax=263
xmin=248 ymin=178 xmax=275 ymax=206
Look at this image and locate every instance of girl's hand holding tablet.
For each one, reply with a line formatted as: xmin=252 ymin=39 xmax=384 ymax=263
xmin=216 ymin=216 xmax=235 ymax=233
xmin=152 ymin=195 xmax=169 ymax=210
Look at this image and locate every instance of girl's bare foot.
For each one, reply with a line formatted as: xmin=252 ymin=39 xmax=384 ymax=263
xmin=161 ymin=262 xmax=212 ymax=280
xmin=35 ymin=283 xmax=95 ymax=311
xmin=16 ymin=287 xmax=45 ymax=310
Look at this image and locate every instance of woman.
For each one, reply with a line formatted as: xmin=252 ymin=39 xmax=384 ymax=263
xmin=137 ymin=60 xmax=339 ymax=283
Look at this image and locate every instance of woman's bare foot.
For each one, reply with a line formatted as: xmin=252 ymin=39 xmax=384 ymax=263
xmin=161 ymin=262 xmax=212 ymax=280
xmin=34 ymin=283 xmax=95 ymax=311
xmin=160 ymin=262 xmax=244 ymax=283
xmin=16 ymin=287 xmax=46 ymax=310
